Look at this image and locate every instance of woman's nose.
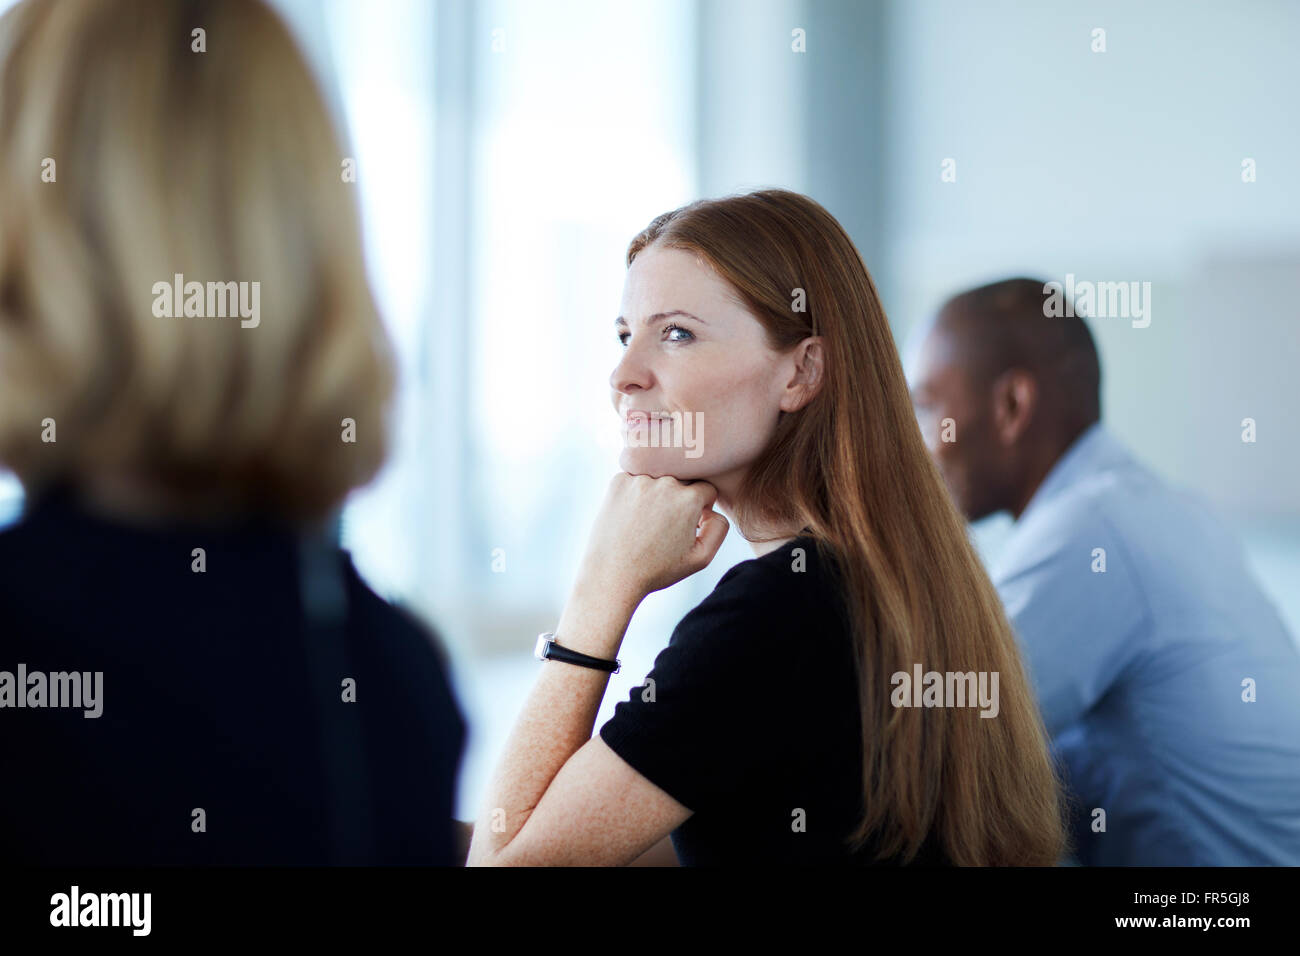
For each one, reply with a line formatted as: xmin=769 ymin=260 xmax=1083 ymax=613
xmin=610 ymin=343 xmax=653 ymax=393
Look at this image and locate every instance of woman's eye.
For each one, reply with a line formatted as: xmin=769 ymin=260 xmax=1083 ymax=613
xmin=618 ymin=325 xmax=693 ymax=347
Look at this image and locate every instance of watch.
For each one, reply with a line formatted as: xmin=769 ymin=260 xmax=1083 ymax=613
xmin=534 ymin=632 xmax=621 ymax=673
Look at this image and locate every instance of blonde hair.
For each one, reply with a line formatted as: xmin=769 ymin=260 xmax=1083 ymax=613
xmin=0 ymin=0 xmax=393 ymax=520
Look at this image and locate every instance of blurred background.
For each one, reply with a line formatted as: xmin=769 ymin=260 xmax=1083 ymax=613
xmin=2 ymin=0 xmax=1295 ymax=821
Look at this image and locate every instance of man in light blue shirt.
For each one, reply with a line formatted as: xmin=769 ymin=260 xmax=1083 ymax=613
xmin=910 ymin=277 xmax=1300 ymax=865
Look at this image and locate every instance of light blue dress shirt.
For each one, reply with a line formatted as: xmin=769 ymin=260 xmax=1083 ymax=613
xmin=991 ymin=422 xmax=1300 ymax=865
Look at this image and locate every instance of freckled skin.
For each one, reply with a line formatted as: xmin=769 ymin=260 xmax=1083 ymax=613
xmin=611 ymin=245 xmax=793 ymax=513
xmin=468 ymin=244 xmax=827 ymax=865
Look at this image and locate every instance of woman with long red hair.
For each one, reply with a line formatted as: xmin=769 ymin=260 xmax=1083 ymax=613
xmin=467 ymin=189 xmax=1068 ymax=866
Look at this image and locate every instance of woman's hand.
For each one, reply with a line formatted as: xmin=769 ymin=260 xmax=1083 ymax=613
xmin=576 ymin=473 xmax=730 ymax=609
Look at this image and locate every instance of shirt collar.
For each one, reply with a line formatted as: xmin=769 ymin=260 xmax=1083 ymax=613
xmin=1016 ymin=421 xmax=1127 ymax=523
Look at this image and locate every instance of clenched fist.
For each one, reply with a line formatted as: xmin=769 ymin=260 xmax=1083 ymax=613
xmin=577 ymin=472 xmax=730 ymax=604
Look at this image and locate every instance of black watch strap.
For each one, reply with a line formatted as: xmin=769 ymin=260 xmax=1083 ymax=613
xmin=535 ymin=633 xmax=620 ymax=673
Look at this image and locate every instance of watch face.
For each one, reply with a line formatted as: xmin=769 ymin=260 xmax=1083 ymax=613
xmin=534 ymin=633 xmax=552 ymax=661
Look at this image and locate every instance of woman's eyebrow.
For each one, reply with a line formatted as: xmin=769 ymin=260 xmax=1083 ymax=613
xmin=614 ymin=310 xmax=708 ymax=328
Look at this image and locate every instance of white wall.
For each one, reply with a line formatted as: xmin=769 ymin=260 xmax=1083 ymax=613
xmin=884 ymin=0 xmax=1300 ymax=519
xmin=883 ymin=0 xmax=1300 ymax=636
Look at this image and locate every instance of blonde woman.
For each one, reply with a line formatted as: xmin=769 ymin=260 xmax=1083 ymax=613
xmin=468 ymin=190 xmax=1068 ymax=866
xmin=0 ymin=0 xmax=463 ymax=864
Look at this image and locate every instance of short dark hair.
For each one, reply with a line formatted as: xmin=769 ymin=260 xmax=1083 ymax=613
xmin=939 ymin=277 xmax=1102 ymax=426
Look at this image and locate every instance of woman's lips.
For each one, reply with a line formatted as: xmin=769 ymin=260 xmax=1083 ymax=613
xmin=625 ymin=412 xmax=674 ymax=427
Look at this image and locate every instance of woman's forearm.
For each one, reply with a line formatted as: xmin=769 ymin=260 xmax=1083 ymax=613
xmin=465 ymin=579 xmax=638 ymax=865
xmin=465 ymin=474 xmax=726 ymax=865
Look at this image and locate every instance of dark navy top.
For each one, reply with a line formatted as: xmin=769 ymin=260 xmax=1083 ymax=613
xmin=0 ymin=487 xmax=465 ymax=865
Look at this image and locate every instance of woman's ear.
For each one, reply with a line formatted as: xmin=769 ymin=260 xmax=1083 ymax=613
xmin=779 ymin=336 xmax=825 ymax=413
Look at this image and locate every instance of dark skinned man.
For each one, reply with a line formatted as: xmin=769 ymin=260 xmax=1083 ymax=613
xmin=909 ymin=277 xmax=1300 ymax=865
